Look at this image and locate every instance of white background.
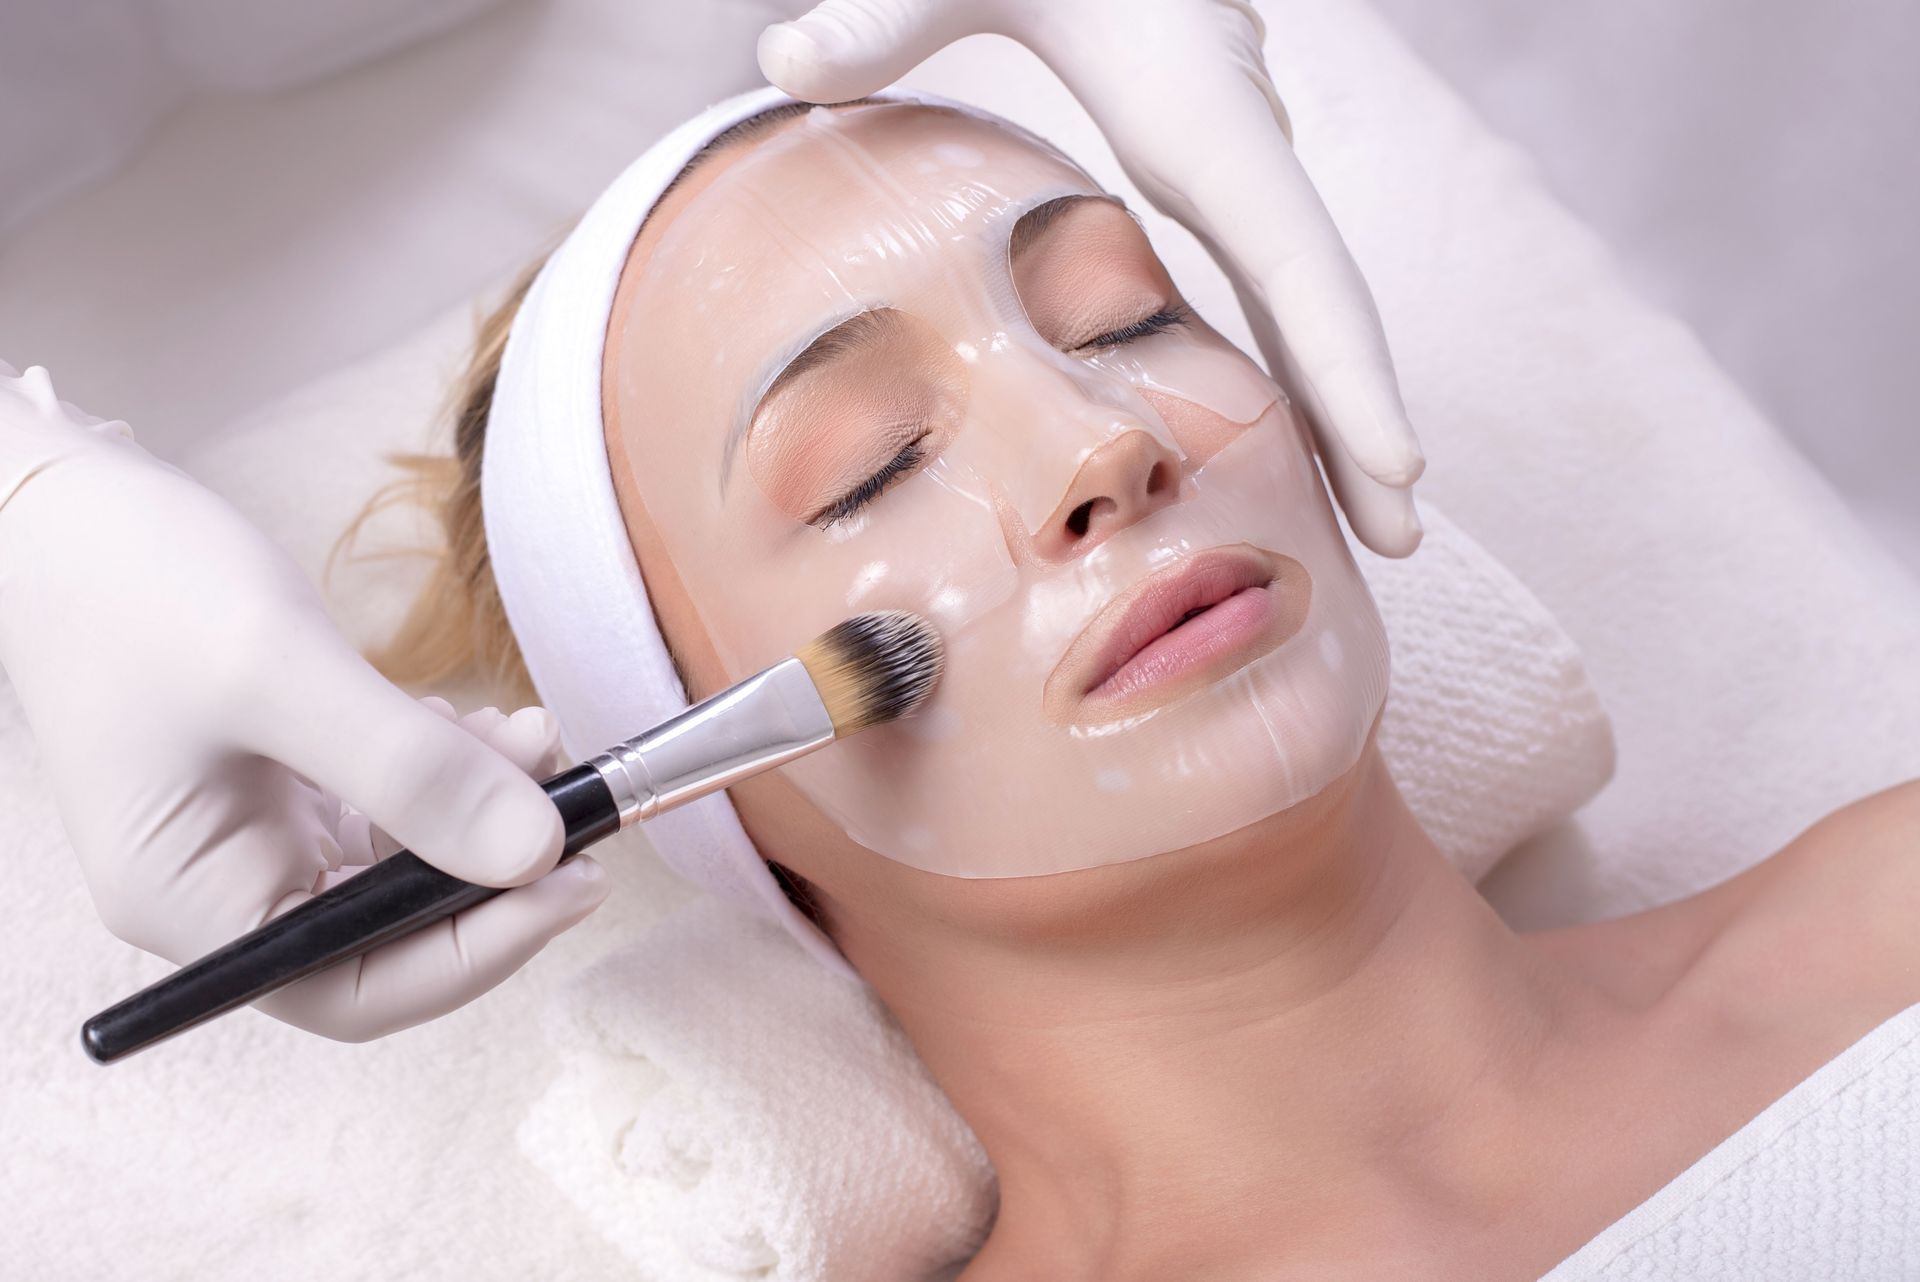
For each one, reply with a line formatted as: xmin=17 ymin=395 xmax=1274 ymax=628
xmin=1372 ymin=0 xmax=1920 ymax=570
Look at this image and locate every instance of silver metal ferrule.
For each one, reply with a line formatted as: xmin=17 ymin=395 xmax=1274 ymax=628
xmin=586 ymin=655 xmax=836 ymax=828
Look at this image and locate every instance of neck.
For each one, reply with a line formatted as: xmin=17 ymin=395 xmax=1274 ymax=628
xmin=860 ymin=745 xmax=1601 ymax=1278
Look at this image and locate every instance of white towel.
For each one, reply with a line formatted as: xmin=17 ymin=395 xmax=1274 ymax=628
xmin=519 ymin=900 xmax=995 ymax=1281
xmin=1541 ymin=999 xmax=1920 ymax=1280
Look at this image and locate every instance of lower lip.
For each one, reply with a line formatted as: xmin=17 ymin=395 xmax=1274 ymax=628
xmin=1084 ymin=583 xmax=1278 ymax=706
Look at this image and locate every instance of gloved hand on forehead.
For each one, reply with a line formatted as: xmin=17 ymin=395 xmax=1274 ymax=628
xmin=758 ymin=0 xmax=1426 ymax=558
xmin=0 ymin=363 xmax=605 ymax=1042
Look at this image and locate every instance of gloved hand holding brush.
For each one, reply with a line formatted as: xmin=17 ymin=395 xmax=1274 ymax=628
xmin=0 ymin=363 xmax=606 ymax=1042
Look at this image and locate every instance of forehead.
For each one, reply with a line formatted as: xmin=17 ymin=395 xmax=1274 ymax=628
xmin=632 ymin=103 xmax=1102 ymax=331
xmin=671 ymin=101 xmax=1093 ymax=246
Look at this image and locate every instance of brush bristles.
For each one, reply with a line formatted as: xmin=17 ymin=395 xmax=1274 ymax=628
xmin=796 ymin=611 xmax=945 ymax=735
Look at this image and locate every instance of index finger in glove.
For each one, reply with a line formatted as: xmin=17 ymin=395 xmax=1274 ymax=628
xmin=337 ymin=702 xmax=568 ymax=872
xmin=239 ymin=628 xmax=564 ymax=889
xmin=757 ymin=0 xmax=989 ymax=102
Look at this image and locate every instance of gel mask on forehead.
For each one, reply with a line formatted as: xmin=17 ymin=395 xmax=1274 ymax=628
xmin=485 ymin=85 xmax=1388 ymax=978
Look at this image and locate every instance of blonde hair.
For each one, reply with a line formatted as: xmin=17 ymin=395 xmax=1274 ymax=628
xmin=327 ymin=261 xmax=548 ymax=706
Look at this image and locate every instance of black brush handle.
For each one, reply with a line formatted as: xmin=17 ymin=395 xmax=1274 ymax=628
xmin=81 ymin=763 xmax=619 ymax=1065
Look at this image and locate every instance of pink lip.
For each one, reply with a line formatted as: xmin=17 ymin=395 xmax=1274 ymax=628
xmin=1086 ymin=579 xmax=1279 ymax=702
xmin=1045 ymin=545 xmax=1310 ymax=724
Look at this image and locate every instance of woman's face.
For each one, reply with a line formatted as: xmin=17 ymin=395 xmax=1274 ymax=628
xmin=604 ymin=103 xmax=1388 ymax=932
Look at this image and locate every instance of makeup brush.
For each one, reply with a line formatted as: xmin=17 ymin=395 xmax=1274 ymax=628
xmin=81 ymin=610 xmax=942 ymax=1065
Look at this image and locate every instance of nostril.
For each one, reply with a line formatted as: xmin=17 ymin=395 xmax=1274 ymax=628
xmin=1066 ymin=499 xmax=1096 ymax=538
xmin=1053 ymin=433 xmax=1179 ymax=549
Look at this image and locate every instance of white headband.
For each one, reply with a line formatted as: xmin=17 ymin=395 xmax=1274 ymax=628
xmin=484 ymin=84 xmax=995 ymax=982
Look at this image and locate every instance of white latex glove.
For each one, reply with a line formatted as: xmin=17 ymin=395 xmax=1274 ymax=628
xmin=758 ymin=0 xmax=1425 ymax=556
xmin=0 ymin=363 xmax=607 ymax=1043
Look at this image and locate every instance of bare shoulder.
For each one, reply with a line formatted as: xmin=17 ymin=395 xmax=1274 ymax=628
xmin=1688 ymin=777 xmax=1920 ymax=1033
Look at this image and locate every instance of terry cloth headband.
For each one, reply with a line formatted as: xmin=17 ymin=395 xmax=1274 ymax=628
xmin=483 ymin=83 xmax=1026 ymax=980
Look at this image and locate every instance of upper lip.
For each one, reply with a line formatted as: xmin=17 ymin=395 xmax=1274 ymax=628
xmin=1051 ymin=544 xmax=1281 ymax=704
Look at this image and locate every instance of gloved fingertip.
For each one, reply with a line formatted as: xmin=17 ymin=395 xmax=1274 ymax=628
xmin=562 ymin=855 xmax=609 ymax=903
xmin=758 ymin=18 xmax=880 ymax=102
xmin=457 ymin=705 xmax=510 ymax=741
xmin=508 ymin=705 xmax=559 ymax=743
xmin=1368 ymin=447 xmax=1426 ymax=490
xmin=420 ymin=695 xmax=458 ymax=721
xmin=19 ymin=364 xmax=59 ymax=414
xmin=520 ymin=857 xmax=611 ymax=929
xmin=1343 ymin=404 xmax=1426 ymax=487
xmin=757 ymin=21 xmax=820 ymax=89
xmin=466 ymin=777 xmax=564 ymax=885
xmin=1361 ymin=496 xmax=1424 ymax=559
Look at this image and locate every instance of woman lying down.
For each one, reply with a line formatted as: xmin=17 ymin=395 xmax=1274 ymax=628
xmin=358 ymin=87 xmax=1920 ymax=1281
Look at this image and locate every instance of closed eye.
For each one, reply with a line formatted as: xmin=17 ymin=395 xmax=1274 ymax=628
xmin=1075 ymin=301 xmax=1192 ymax=352
xmin=807 ymin=431 xmax=930 ymax=529
xmin=806 ymin=303 xmax=1193 ymax=531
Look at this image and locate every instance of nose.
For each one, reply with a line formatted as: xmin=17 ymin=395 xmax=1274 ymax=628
xmin=1026 ymin=428 xmax=1184 ymax=563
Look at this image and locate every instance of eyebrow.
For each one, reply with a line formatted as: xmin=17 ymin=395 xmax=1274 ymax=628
xmin=719 ymin=190 xmax=1134 ymax=487
xmin=758 ymin=308 xmax=899 ymax=406
xmin=1008 ymin=191 xmax=1132 ymax=262
xmin=720 ymin=307 xmax=898 ymax=485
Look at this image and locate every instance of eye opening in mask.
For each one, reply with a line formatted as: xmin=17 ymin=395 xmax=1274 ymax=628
xmin=799 ymin=300 xmax=1197 ymax=532
xmin=743 ymin=305 xmax=964 ymax=530
xmin=736 ymin=184 xmax=1192 ymax=534
xmin=791 ymin=293 xmax=1182 ymax=533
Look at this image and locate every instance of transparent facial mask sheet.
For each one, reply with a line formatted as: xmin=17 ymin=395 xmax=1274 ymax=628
xmin=610 ymin=104 xmax=1390 ymax=878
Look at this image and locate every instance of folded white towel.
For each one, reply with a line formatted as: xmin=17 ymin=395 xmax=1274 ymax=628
xmin=514 ymin=487 xmax=1614 ymax=1282
xmin=519 ymin=900 xmax=996 ymax=1281
xmin=1541 ymin=999 xmax=1920 ymax=1281
xmin=1361 ymin=500 xmax=1616 ymax=881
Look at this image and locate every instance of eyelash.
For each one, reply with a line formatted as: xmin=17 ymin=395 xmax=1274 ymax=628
xmin=808 ymin=302 xmax=1192 ymax=529
xmin=809 ymin=432 xmax=930 ymax=529
xmin=1077 ymin=301 xmax=1192 ymax=351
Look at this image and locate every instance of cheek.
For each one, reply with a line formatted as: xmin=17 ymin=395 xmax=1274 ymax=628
xmin=607 ymin=430 xmax=733 ymax=700
xmin=1140 ymin=387 xmax=1242 ymax=462
xmin=725 ymin=769 xmax=847 ymax=877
